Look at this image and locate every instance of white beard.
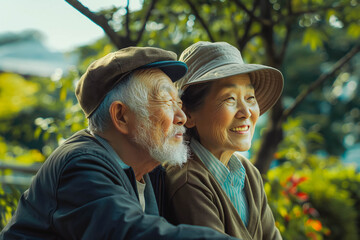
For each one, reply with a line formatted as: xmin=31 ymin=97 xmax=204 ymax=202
xmin=132 ymin=118 xmax=189 ymax=166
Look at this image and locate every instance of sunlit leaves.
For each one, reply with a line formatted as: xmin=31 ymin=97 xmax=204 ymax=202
xmin=348 ymin=23 xmax=360 ymax=38
xmin=302 ymin=28 xmax=328 ymax=50
xmin=0 ymin=138 xmax=7 ymax=159
xmin=0 ymin=185 xmax=21 ymax=230
xmin=15 ymin=150 xmax=44 ymax=165
xmin=0 ymin=73 xmax=39 ymax=118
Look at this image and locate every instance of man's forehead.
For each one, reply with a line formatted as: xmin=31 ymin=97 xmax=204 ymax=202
xmin=155 ymin=82 xmax=179 ymax=99
xmin=134 ymin=68 xmax=179 ymax=99
xmin=158 ymin=83 xmax=176 ymax=93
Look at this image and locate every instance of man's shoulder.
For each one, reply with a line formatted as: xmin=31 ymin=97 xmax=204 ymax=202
xmin=40 ymin=129 xmax=119 ymax=177
xmin=53 ymin=129 xmax=107 ymax=158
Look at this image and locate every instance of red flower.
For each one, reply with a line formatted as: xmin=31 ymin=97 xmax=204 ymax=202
xmin=306 ymin=219 xmax=323 ymax=231
xmin=296 ymin=192 xmax=309 ymax=201
xmin=282 ymin=174 xmax=309 ymax=202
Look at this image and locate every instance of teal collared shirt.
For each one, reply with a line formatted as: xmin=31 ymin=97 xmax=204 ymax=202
xmin=190 ymin=138 xmax=249 ymax=227
xmin=94 ymin=133 xmax=159 ymax=215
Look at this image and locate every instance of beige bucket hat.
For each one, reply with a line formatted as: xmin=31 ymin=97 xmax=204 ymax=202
xmin=176 ymin=41 xmax=284 ymax=115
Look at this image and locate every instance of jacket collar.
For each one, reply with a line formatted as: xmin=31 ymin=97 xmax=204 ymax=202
xmin=93 ymin=132 xmax=130 ymax=169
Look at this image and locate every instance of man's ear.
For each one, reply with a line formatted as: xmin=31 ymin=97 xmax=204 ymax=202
xmin=183 ymin=107 xmax=196 ymax=128
xmin=109 ymin=101 xmax=131 ymax=135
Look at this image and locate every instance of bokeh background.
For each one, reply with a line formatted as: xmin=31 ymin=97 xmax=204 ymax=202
xmin=1 ymin=0 xmax=359 ymax=239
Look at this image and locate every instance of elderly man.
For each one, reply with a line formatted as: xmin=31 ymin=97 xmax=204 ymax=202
xmin=0 ymin=47 xmax=238 ymax=239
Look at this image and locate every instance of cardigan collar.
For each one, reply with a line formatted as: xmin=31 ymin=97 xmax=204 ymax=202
xmin=190 ymin=138 xmax=246 ymax=190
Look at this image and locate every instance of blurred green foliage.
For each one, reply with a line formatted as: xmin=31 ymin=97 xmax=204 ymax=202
xmin=0 ymin=185 xmax=21 ymax=229
xmin=264 ymin=118 xmax=360 ymax=239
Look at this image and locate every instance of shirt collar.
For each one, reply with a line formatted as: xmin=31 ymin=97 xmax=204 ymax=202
xmin=190 ymin=138 xmax=246 ymax=188
xmin=93 ymin=133 xmax=130 ymax=169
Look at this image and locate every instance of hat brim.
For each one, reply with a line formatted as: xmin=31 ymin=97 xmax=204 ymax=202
xmin=139 ymin=60 xmax=188 ymax=82
xmin=182 ymin=63 xmax=284 ymax=115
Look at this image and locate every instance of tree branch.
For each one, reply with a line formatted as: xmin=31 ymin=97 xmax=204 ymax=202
xmin=125 ymin=0 xmax=131 ymax=37
xmin=278 ymin=1 xmax=293 ymax=62
xmin=282 ymin=44 xmax=360 ymax=120
xmin=65 ymin=0 xmax=125 ymax=48
xmin=136 ymin=0 xmax=158 ymax=44
xmin=237 ymin=0 xmax=260 ymax=50
xmin=278 ymin=25 xmax=291 ymax=62
xmin=185 ymin=0 xmax=215 ymax=42
xmin=233 ymin=0 xmax=272 ymax=26
xmin=259 ymin=0 xmax=278 ymax=66
xmin=229 ymin=2 xmax=241 ymax=47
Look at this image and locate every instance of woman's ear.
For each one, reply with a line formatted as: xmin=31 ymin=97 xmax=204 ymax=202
xmin=109 ymin=101 xmax=130 ymax=135
xmin=183 ymin=106 xmax=196 ymax=128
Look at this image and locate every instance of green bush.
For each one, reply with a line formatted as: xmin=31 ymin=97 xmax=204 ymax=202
xmin=265 ymin=164 xmax=359 ymax=240
xmin=263 ymin=117 xmax=360 ymax=240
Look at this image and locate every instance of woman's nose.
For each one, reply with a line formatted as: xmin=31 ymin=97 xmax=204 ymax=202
xmin=235 ymin=103 xmax=251 ymax=119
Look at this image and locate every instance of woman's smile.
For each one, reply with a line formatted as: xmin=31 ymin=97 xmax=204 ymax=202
xmin=229 ymin=125 xmax=250 ymax=133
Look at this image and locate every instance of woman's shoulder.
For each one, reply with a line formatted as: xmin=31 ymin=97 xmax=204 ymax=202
xmin=165 ymin=154 xmax=215 ymax=195
xmin=166 ymin=154 xmax=207 ymax=181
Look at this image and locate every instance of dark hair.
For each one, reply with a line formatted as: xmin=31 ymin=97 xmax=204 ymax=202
xmin=181 ymin=81 xmax=214 ymax=140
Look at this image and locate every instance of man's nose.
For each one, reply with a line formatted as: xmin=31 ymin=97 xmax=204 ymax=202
xmin=174 ymin=105 xmax=187 ymax=126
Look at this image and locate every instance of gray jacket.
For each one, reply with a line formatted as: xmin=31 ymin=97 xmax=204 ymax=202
xmin=1 ymin=130 xmax=238 ymax=240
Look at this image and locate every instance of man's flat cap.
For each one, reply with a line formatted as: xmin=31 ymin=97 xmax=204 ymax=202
xmin=76 ymin=46 xmax=187 ymax=117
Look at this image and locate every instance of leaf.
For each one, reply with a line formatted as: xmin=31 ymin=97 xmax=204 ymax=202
xmin=347 ymin=23 xmax=360 ymax=38
xmin=59 ymin=87 xmax=67 ymax=101
xmin=34 ymin=127 xmax=42 ymax=140
xmin=326 ymin=9 xmax=336 ymax=22
xmin=15 ymin=149 xmax=44 ymax=165
xmin=302 ymin=28 xmax=327 ymax=51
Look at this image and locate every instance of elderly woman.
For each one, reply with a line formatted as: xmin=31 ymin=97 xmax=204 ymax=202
xmin=165 ymin=41 xmax=283 ymax=239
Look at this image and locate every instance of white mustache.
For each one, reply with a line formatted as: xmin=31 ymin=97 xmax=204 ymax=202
xmin=167 ymin=125 xmax=186 ymax=139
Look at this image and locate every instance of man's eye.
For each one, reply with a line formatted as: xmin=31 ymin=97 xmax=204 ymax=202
xmin=225 ymin=97 xmax=236 ymax=102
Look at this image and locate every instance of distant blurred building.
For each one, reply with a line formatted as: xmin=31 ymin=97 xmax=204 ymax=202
xmin=0 ymin=31 xmax=76 ymax=77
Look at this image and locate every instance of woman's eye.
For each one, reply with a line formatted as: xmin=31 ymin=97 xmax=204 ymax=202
xmin=224 ymin=97 xmax=236 ymax=105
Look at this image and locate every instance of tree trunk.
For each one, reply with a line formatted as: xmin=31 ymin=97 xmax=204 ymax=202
xmin=254 ymin=101 xmax=284 ymax=173
xmin=253 ymin=0 xmax=284 ymax=174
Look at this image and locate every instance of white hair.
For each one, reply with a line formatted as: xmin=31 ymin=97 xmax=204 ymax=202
xmin=88 ymin=72 xmax=149 ymax=133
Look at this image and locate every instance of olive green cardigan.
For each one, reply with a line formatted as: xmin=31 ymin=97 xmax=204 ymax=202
xmin=165 ymin=152 xmax=282 ymax=240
